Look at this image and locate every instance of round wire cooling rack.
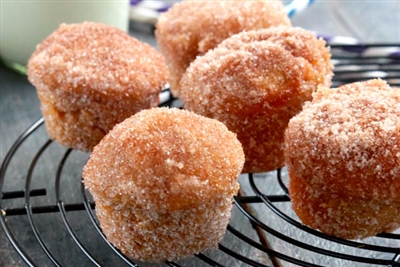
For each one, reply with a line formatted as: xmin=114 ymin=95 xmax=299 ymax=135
xmin=1 ymin=44 xmax=400 ymax=267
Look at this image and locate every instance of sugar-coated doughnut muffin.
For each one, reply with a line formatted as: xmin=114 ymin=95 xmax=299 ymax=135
xmin=155 ymin=0 xmax=291 ymax=96
xmin=285 ymin=79 xmax=400 ymax=239
xmin=180 ymin=26 xmax=333 ymax=173
xmin=28 ymin=22 xmax=169 ymax=151
xmin=83 ymin=108 xmax=245 ymax=261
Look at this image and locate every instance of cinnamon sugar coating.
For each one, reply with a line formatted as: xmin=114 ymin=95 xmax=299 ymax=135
xmin=83 ymin=108 xmax=244 ymax=261
xmin=285 ymin=79 xmax=400 ymax=239
xmin=180 ymin=26 xmax=333 ymax=173
xmin=28 ymin=22 xmax=169 ymax=151
xmin=155 ymin=0 xmax=291 ymax=96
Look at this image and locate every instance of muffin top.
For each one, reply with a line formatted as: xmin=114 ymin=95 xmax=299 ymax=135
xmin=155 ymin=0 xmax=291 ymax=93
xmin=285 ymin=79 xmax=400 ymax=201
xmin=83 ymin=108 xmax=245 ymax=211
xmin=179 ymin=26 xmax=333 ymax=116
xmin=28 ymin=22 xmax=168 ymax=101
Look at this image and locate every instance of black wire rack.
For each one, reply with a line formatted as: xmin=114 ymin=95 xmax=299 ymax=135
xmin=1 ymin=44 xmax=400 ymax=267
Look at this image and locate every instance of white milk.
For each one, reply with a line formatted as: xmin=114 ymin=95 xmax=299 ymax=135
xmin=1 ymin=0 xmax=129 ymax=73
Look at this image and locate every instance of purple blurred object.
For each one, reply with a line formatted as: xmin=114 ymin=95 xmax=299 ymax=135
xmin=129 ymin=0 xmax=315 ymax=24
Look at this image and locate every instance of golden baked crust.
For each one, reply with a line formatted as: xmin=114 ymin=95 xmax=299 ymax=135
xmin=285 ymin=79 xmax=400 ymax=239
xmin=155 ymin=0 xmax=291 ymax=96
xmin=83 ymin=108 xmax=245 ymax=261
xmin=28 ymin=22 xmax=169 ymax=151
xmin=180 ymin=26 xmax=333 ymax=173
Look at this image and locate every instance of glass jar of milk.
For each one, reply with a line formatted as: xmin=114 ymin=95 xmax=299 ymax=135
xmin=1 ymin=0 xmax=129 ymax=74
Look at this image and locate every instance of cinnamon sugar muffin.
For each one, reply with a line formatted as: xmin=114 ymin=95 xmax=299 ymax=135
xmin=180 ymin=26 xmax=333 ymax=173
xmin=155 ymin=0 xmax=291 ymax=96
xmin=83 ymin=108 xmax=245 ymax=261
xmin=28 ymin=22 xmax=168 ymax=151
xmin=285 ymin=79 xmax=400 ymax=239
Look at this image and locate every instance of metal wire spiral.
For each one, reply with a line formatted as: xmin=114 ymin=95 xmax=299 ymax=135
xmin=1 ymin=44 xmax=400 ymax=267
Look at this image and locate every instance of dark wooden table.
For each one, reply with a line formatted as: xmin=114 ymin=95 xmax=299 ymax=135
xmin=1 ymin=1 xmax=400 ymax=266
